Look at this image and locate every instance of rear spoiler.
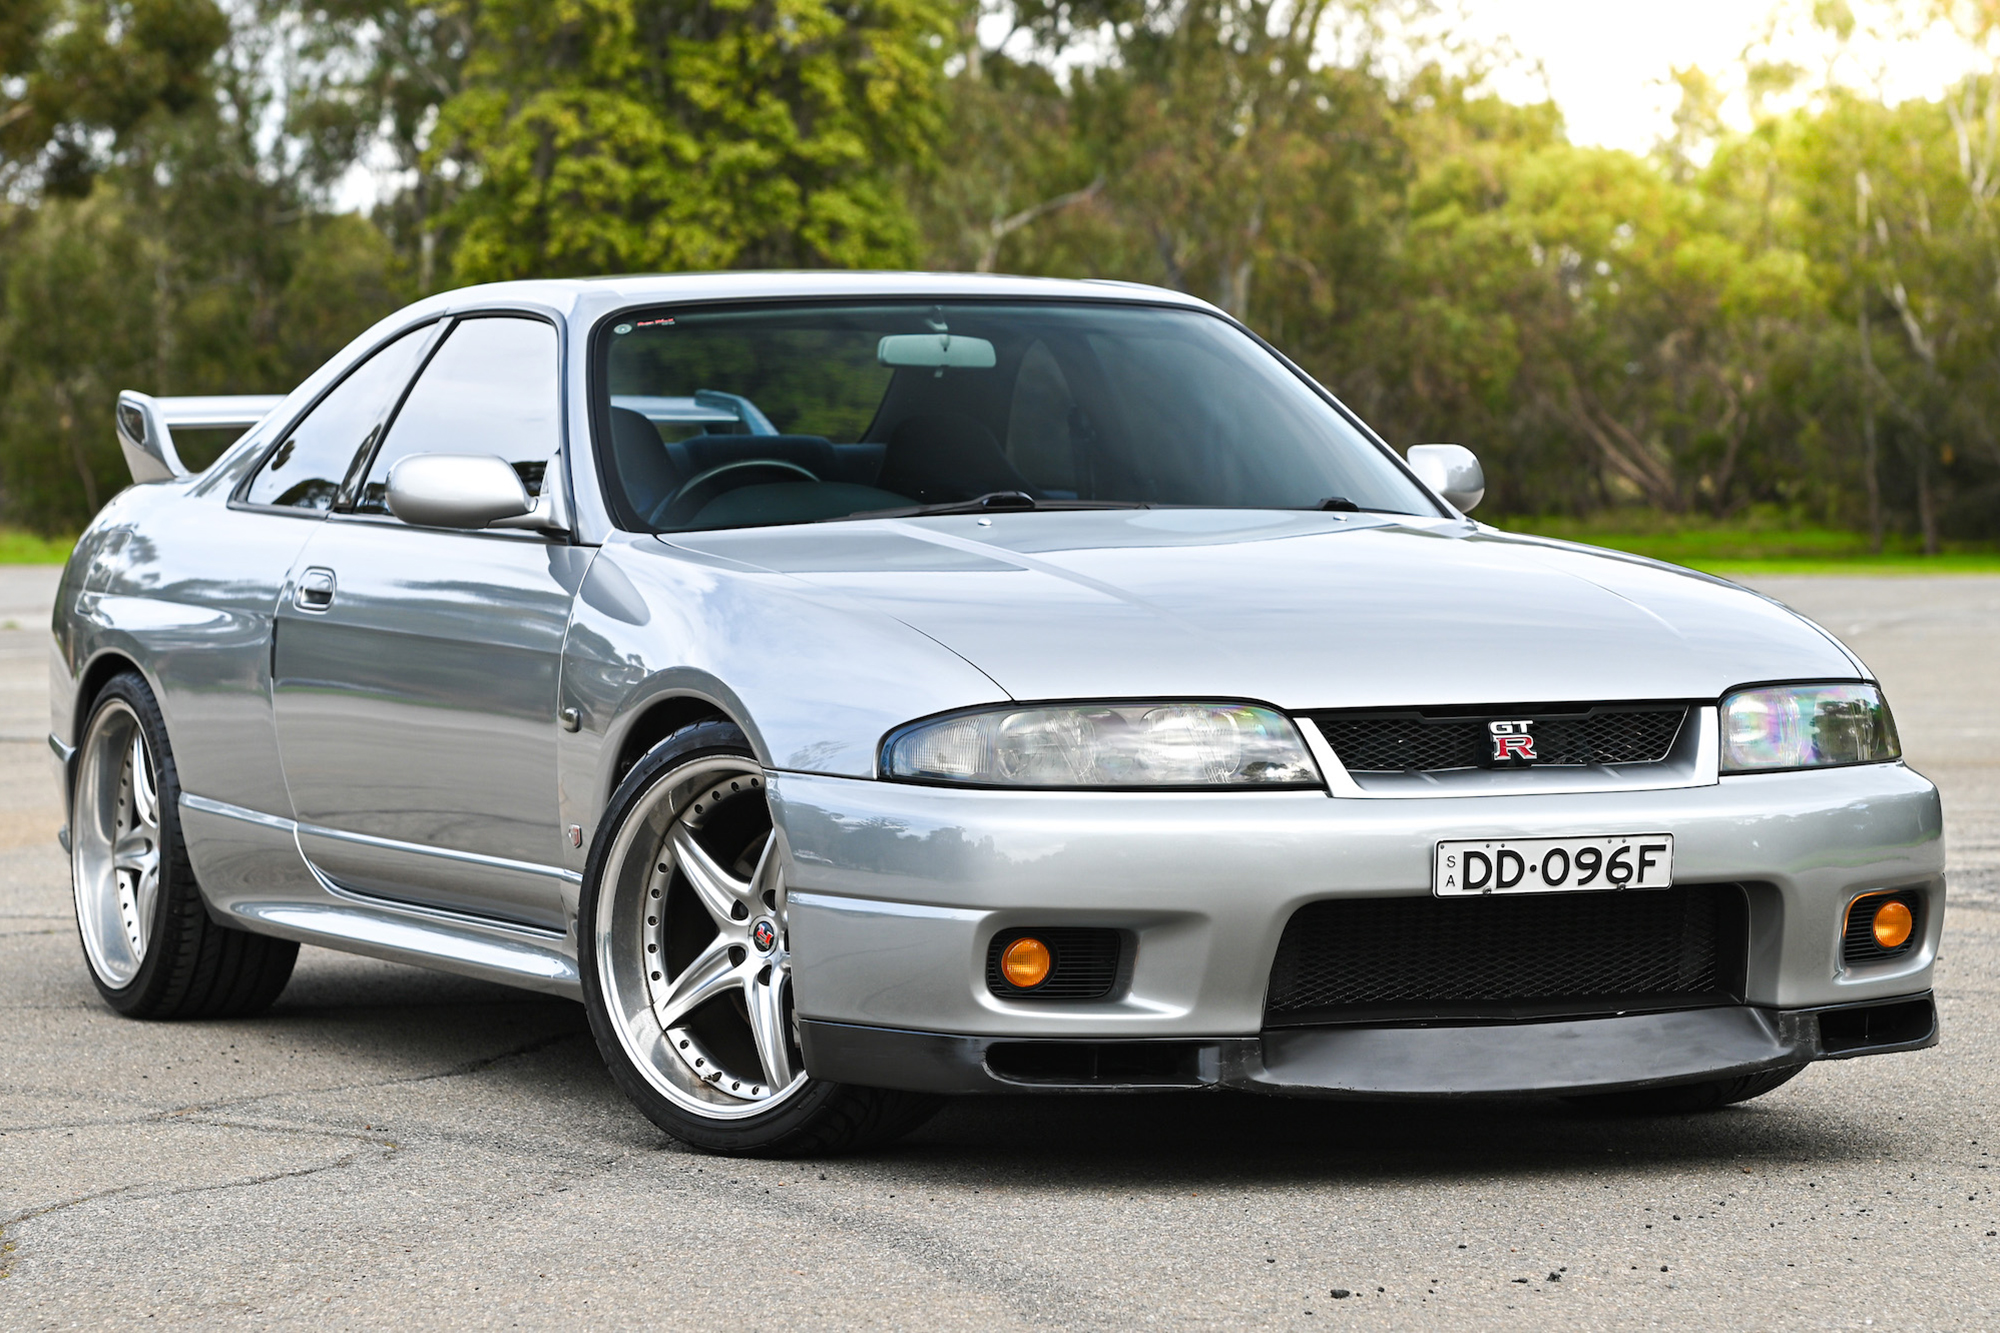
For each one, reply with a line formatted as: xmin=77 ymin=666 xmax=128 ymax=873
xmin=116 ymin=390 xmax=287 ymax=483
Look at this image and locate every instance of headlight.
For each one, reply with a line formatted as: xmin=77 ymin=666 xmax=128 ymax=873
xmin=882 ymin=702 xmax=1321 ymax=788
xmin=1720 ymin=683 xmax=1901 ymax=773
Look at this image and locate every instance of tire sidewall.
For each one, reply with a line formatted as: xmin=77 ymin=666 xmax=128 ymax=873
xmin=576 ymin=720 xmax=850 ymax=1153
xmin=73 ymin=672 xmax=193 ymax=1014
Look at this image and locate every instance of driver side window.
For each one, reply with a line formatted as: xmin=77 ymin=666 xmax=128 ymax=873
xmin=244 ymin=324 xmax=433 ymax=510
xmin=356 ymin=316 xmax=560 ymax=515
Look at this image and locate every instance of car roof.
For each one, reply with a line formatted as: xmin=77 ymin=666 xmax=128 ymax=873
xmin=390 ymin=271 xmax=1224 ymax=328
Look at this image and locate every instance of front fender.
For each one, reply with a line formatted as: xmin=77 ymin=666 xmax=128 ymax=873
xmin=557 ymin=535 xmax=1010 ymax=860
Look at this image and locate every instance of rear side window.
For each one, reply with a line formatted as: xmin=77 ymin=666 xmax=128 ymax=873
xmin=244 ymin=324 xmax=433 ymax=510
xmin=355 ymin=316 xmax=560 ymax=515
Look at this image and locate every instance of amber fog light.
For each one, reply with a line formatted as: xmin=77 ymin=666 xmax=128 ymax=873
xmin=1844 ymin=891 xmax=1920 ymax=965
xmin=1872 ymin=899 xmax=1914 ymax=950
xmin=1000 ymin=937 xmax=1052 ymax=988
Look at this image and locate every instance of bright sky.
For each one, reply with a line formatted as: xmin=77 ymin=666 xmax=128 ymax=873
xmin=1453 ymin=0 xmax=1988 ymax=152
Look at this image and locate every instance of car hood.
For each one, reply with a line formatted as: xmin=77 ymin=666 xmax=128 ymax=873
xmin=666 ymin=511 xmax=1863 ymax=709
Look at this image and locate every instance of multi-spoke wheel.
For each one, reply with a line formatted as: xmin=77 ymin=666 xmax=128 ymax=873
xmin=74 ymin=701 xmax=161 ymax=988
xmin=70 ymin=672 xmax=298 ymax=1018
xmin=580 ymin=719 xmax=939 ymax=1155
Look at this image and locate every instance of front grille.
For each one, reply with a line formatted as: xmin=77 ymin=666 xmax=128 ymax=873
xmin=986 ymin=928 xmax=1126 ymax=1000
xmin=1842 ymin=890 xmax=1922 ymax=965
xmin=1266 ymin=885 xmax=1745 ymax=1024
xmin=1309 ymin=704 xmax=1688 ymax=773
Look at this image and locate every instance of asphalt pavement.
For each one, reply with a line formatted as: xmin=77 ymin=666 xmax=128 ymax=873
xmin=2 ymin=567 xmax=1997 ymax=1330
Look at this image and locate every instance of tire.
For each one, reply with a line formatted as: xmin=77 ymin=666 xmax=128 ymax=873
xmin=578 ymin=719 xmax=940 ymax=1156
xmin=1566 ymin=1064 xmax=1807 ymax=1115
xmin=70 ymin=672 xmax=299 ymax=1019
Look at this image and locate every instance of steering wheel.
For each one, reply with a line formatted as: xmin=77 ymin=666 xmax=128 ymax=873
xmin=652 ymin=458 xmax=821 ymax=527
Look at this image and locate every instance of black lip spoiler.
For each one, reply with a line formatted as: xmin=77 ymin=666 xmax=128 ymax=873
xmin=798 ymin=993 xmax=1938 ymax=1097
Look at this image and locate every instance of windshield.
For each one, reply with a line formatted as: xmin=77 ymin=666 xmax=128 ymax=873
xmin=595 ymin=301 xmax=1437 ymax=533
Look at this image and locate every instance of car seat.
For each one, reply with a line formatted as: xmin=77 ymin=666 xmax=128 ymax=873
xmin=877 ymin=414 xmax=1034 ymax=505
xmin=608 ymin=406 xmax=691 ymax=522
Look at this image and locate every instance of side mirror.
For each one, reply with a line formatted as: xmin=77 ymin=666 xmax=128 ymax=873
xmin=386 ymin=453 xmax=535 ymax=529
xmin=1407 ymin=444 xmax=1485 ymax=513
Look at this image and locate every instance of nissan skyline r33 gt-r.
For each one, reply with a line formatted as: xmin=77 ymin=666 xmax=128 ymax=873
xmin=53 ymin=272 xmax=1942 ymax=1155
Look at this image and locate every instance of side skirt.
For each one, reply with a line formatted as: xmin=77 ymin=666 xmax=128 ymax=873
xmin=179 ymin=793 xmax=582 ymax=998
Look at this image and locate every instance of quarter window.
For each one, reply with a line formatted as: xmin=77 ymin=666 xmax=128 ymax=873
xmin=356 ymin=316 xmax=560 ymax=515
xmin=244 ymin=324 xmax=433 ymax=510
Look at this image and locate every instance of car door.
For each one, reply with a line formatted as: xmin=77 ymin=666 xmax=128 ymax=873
xmin=138 ymin=320 xmax=438 ymax=901
xmin=272 ymin=313 xmax=590 ymax=931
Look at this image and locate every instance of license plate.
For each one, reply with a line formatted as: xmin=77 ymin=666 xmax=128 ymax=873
xmin=1433 ymin=834 xmax=1674 ymax=897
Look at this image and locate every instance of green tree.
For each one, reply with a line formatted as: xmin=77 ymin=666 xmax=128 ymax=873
xmin=0 ymin=0 xmax=406 ymax=531
xmin=435 ymin=0 xmax=958 ymax=282
xmin=281 ymin=0 xmax=478 ymax=292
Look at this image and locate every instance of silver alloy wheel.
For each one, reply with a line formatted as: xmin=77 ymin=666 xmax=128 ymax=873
xmin=72 ymin=699 xmax=162 ymax=989
xmin=594 ymin=754 xmax=808 ymax=1119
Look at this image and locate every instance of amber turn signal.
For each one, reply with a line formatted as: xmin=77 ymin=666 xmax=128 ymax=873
xmin=1872 ymin=899 xmax=1915 ymax=950
xmin=1000 ymin=936 xmax=1052 ymax=988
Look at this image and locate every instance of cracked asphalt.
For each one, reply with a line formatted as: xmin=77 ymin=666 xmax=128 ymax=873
xmin=3 ymin=567 xmax=1998 ymax=1329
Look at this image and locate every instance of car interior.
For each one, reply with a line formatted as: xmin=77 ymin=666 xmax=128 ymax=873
xmin=599 ymin=303 xmax=1433 ymax=533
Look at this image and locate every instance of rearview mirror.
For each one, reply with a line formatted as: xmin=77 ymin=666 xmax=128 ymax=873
xmin=877 ymin=333 xmax=996 ymax=370
xmin=386 ymin=453 xmax=535 ymax=529
xmin=1406 ymin=444 xmax=1485 ymax=513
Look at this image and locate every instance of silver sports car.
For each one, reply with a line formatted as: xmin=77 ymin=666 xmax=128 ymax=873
xmin=53 ymin=273 xmax=1941 ymax=1155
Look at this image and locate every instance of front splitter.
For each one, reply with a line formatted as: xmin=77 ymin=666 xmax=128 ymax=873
xmin=798 ymin=994 xmax=1937 ymax=1098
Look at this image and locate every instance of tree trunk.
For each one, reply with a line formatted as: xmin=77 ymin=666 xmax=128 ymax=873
xmin=151 ymin=246 xmax=174 ymax=396
xmin=54 ymin=383 xmax=99 ymax=514
xmin=977 ymin=179 xmax=1102 ymax=274
xmin=1859 ymin=305 xmax=1884 ymax=553
xmin=1915 ymin=443 xmax=1939 ymax=555
xmin=1551 ymin=386 xmax=1682 ymax=511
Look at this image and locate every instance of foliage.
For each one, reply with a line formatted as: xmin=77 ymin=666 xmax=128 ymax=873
xmin=2 ymin=0 xmax=2000 ymax=558
xmin=0 ymin=1 xmax=409 ymax=528
xmin=435 ymin=0 xmax=957 ymax=282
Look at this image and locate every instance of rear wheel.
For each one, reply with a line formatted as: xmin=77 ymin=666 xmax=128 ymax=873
xmin=1566 ymin=1065 xmax=1806 ymax=1115
xmin=578 ymin=720 xmax=939 ymax=1156
xmin=71 ymin=672 xmax=298 ymax=1018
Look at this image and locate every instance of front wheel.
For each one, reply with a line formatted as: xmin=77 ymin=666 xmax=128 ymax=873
xmin=577 ymin=720 xmax=939 ymax=1155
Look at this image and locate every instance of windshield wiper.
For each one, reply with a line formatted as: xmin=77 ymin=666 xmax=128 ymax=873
xmin=1312 ymin=496 xmax=1413 ymax=515
xmin=832 ymin=491 xmax=1154 ymax=521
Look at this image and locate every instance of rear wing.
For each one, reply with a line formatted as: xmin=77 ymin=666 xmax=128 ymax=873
xmin=116 ymin=390 xmax=287 ymax=483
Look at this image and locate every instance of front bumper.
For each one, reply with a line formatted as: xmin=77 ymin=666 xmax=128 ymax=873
xmin=779 ymin=761 xmax=1939 ymax=1003
xmin=773 ymin=762 xmax=1943 ymax=1094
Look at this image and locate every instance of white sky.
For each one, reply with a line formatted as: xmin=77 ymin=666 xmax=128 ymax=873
xmin=1454 ymin=0 xmax=1990 ymax=153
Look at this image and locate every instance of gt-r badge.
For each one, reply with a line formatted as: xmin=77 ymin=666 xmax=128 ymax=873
xmin=1489 ymin=719 xmax=1536 ymax=762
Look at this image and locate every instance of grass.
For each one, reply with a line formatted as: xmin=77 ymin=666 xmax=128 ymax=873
xmin=0 ymin=529 xmax=75 ymax=564
xmin=0 ymin=511 xmax=1995 ymax=576
xmin=1502 ymin=510 xmax=2000 ymax=577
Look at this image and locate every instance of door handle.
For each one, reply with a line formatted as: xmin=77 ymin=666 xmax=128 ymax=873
xmin=294 ymin=567 xmax=336 ymax=612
